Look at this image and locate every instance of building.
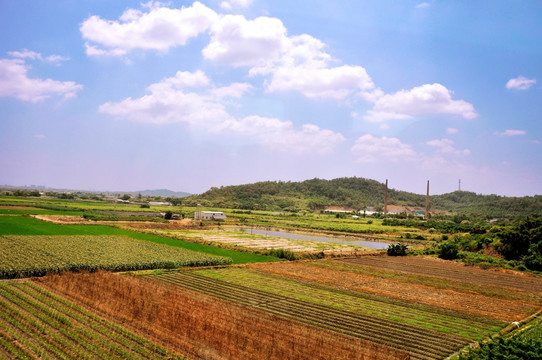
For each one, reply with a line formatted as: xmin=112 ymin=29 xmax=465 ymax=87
xmin=194 ymin=211 xmax=227 ymax=221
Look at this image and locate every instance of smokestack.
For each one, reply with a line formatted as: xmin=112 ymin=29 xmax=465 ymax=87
xmin=425 ymin=180 xmax=430 ymax=219
xmin=384 ymin=179 xmax=388 ymax=215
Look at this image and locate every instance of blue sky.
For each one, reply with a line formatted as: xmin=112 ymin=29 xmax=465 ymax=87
xmin=1 ymin=0 xmax=541 ymax=196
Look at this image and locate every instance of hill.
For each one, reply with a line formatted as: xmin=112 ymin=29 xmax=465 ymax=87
xmin=180 ymin=177 xmax=542 ymax=218
xmin=136 ymin=189 xmax=191 ymax=197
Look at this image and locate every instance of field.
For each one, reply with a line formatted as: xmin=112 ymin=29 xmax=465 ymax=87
xmin=0 ymin=235 xmax=232 ymax=278
xmin=1 ymin=198 xmax=541 ymax=359
xmin=0 ymin=280 xmax=184 ymax=359
xmin=143 ymin=256 xmax=542 ymax=360
xmin=36 ymin=270 xmax=409 ymax=360
xmin=0 ymin=216 xmax=279 ymax=265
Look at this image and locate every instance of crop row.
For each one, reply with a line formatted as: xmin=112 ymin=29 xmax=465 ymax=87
xmin=338 ymin=256 xmax=542 ymax=293
xmin=196 ymin=267 xmax=501 ymax=339
xmin=0 ymin=280 xmax=184 ymax=360
xmin=0 ymin=235 xmax=232 ymax=279
xmin=148 ymin=271 xmax=471 ymax=360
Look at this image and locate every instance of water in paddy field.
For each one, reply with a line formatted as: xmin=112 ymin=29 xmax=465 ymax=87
xmin=235 ymin=228 xmax=390 ymax=250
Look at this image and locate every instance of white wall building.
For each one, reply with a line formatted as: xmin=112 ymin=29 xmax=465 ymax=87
xmin=194 ymin=211 xmax=227 ymax=221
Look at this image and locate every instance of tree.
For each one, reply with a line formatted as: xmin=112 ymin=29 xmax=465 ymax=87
xmin=438 ymin=242 xmax=459 ymax=260
xmin=387 ymin=244 xmax=408 ymax=256
xmin=121 ymin=194 xmax=131 ymax=201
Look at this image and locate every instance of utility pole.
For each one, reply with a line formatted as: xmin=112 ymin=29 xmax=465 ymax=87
xmin=384 ymin=179 xmax=389 ymax=215
xmin=425 ymin=180 xmax=430 ymax=220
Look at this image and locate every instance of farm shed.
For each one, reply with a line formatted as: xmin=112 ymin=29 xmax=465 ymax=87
xmin=194 ymin=211 xmax=227 ymax=221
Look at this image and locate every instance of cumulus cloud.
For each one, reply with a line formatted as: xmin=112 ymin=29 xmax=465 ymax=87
xmin=495 ymin=129 xmax=527 ymax=137
xmin=426 ymin=138 xmax=470 ymax=156
xmin=363 ymin=83 xmax=477 ymax=122
xmin=99 ymin=70 xmax=344 ymax=154
xmin=351 ymin=134 xmax=417 ymax=163
xmin=203 ymin=15 xmax=287 ymax=67
xmin=506 ymin=76 xmax=536 ymax=90
xmin=203 ymin=15 xmax=375 ymax=100
xmin=0 ymin=58 xmax=82 ymax=102
xmin=81 ymin=1 xmax=218 ymax=56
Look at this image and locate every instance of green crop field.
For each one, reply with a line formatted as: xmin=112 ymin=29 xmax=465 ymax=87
xmin=0 ymin=280 xmax=185 ymax=359
xmin=0 ymin=235 xmax=232 ymax=278
xmin=0 ymin=216 xmax=279 ymax=265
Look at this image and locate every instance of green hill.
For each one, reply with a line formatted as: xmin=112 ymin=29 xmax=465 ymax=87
xmin=180 ymin=177 xmax=541 ymax=218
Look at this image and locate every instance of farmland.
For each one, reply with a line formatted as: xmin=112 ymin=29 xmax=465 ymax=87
xmin=37 ymin=270 xmax=409 ymax=360
xmin=1 ymin=196 xmax=541 ymax=359
xmin=0 ymin=235 xmax=232 ymax=279
xmin=0 ymin=280 xmax=184 ymax=359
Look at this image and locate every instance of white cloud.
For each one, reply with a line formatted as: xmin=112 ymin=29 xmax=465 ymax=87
xmin=363 ymin=83 xmax=477 ymax=122
xmin=33 ymin=134 xmax=46 ymax=139
xmin=219 ymin=116 xmax=345 ymax=154
xmin=203 ymin=15 xmax=287 ymax=67
xmin=416 ymin=3 xmax=431 ymax=9
xmin=506 ymin=76 xmax=536 ymax=90
xmin=426 ymin=138 xmax=470 ymax=155
xmin=446 ymin=127 xmax=459 ymax=134
xmin=99 ymin=70 xmax=344 ymax=154
xmin=210 ymin=82 xmax=254 ymax=98
xmin=8 ymin=49 xmax=69 ymax=63
xmin=495 ymin=129 xmax=527 ymax=137
xmin=351 ymin=134 xmax=417 ymax=163
xmin=204 ymin=15 xmax=375 ymax=100
xmin=0 ymin=58 xmax=82 ymax=102
xmin=81 ymin=1 xmax=218 ymax=56
xmin=220 ymin=0 xmax=253 ymax=10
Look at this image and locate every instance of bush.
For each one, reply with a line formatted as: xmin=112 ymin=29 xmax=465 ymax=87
xmin=438 ymin=242 xmax=459 ymax=260
xmin=387 ymin=243 xmax=408 ymax=256
xmin=164 ymin=211 xmax=173 ymax=220
xmin=140 ymin=204 xmax=150 ymax=208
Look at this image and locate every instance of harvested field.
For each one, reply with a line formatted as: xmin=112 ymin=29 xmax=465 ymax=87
xmin=247 ymin=260 xmax=541 ymax=322
xmin=38 ymin=271 xmax=408 ymax=360
xmin=0 ymin=280 xmax=183 ymax=360
xmin=337 ymin=256 xmax=542 ymax=294
xmin=148 ymin=271 xmax=469 ymax=360
xmin=128 ymin=228 xmax=367 ymax=253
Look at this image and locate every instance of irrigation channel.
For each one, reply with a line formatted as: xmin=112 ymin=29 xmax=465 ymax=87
xmin=148 ymin=271 xmax=470 ymax=360
xmin=231 ymin=228 xmax=391 ymax=249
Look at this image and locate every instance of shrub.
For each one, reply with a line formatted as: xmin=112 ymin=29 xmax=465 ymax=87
xmin=164 ymin=211 xmax=173 ymax=220
xmin=140 ymin=204 xmax=150 ymax=208
xmin=387 ymin=243 xmax=408 ymax=256
xmin=438 ymin=242 xmax=459 ymax=260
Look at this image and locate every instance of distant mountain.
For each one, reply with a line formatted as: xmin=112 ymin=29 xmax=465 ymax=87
xmin=136 ymin=189 xmax=191 ymax=197
xmin=180 ymin=177 xmax=542 ymax=218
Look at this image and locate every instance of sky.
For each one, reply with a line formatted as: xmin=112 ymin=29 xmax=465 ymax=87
xmin=1 ymin=0 xmax=541 ymax=196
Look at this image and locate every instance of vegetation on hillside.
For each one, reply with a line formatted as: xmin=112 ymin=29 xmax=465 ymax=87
xmin=179 ymin=177 xmax=541 ymax=218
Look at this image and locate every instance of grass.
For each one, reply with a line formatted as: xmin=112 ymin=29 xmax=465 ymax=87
xmin=0 ymin=216 xmax=278 ymax=264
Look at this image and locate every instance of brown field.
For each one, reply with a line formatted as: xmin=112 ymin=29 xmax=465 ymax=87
xmin=247 ymin=258 xmax=542 ymax=322
xmin=37 ymin=271 xmax=409 ymax=360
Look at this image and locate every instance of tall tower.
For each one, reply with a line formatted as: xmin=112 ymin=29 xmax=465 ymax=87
xmin=425 ymin=180 xmax=430 ymax=219
xmin=458 ymin=179 xmax=461 ymax=191
xmin=384 ymin=179 xmax=389 ymax=215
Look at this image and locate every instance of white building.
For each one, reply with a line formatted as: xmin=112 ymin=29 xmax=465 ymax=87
xmin=194 ymin=211 xmax=227 ymax=221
